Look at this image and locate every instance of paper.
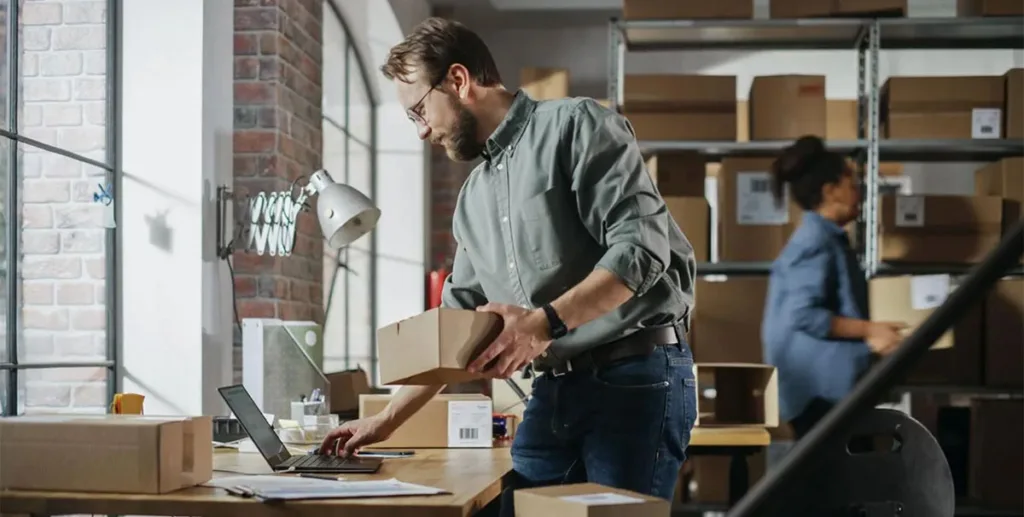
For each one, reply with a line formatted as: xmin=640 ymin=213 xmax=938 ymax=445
xmin=878 ymin=176 xmax=912 ymax=196
xmin=895 ymin=196 xmax=924 ymax=227
xmin=560 ymin=492 xmax=646 ymax=505
xmin=737 ymin=171 xmax=789 ymax=226
xmin=447 ymin=400 xmax=492 ymax=448
xmin=208 ymin=476 xmax=447 ymax=501
xmin=911 ymin=275 xmax=951 ymax=310
xmin=971 ymin=108 xmax=1001 ymax=139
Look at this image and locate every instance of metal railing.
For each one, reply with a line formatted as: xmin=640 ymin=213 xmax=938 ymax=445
xmin=729 ymin=217 xmax=1024 ymax=516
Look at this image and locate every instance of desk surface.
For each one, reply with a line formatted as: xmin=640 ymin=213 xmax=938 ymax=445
xmin=690 ymin=426 xmax=772 ymax=447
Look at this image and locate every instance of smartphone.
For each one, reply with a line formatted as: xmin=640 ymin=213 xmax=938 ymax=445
xmin=356 ymin=450 xmax=415 ymax=458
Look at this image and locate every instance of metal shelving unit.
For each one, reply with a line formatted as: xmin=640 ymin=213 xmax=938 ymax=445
xmin=608 ymin=15 xmax=1024 ymax=278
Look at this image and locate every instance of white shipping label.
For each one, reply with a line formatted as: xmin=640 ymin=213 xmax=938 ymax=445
xmin=911 ymin=275 xmax=951 ymax=310
xmin=895 ymin=196 xmax=925 ymax=227
xmin=971 ymin=108 xmax=1002 ymax=139
xmin=447 ymin=400 xmax=492 ymax=448
xmin=737 ymin=171 xmax=789 ymax=226
xmin=879 ymin=176 xmax=913 ymax=196
xmin=560 ymin=492 xmax=646 ymax=505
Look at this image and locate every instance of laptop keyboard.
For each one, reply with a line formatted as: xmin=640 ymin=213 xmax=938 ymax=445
xmin=283 ymin=454 xmax=349 ymax=468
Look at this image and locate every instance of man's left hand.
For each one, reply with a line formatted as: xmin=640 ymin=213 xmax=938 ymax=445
xmin=468 ymin=303 xmax=553 ymax=379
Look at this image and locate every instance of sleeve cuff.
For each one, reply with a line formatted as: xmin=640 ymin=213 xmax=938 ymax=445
xmin=796 ymin=308 xmax=833 ymax=339
xmin=596 ymin=243 xmax=665 ymax=297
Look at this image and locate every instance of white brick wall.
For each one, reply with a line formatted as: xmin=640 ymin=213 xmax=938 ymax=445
xmin=17 ymin=0 xmax=109 ymax=414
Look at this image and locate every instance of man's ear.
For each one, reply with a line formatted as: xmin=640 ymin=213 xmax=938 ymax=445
xmin=448 ymin=63 xmax=472 ymax=100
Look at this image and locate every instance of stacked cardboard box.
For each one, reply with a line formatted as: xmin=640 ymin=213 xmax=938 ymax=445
xmin=877 ymin=195 xmax=1005 ymax=264
xmin=717 ymin=157 xmax=803 ymax=262
xmin=974 ymin=157 xmax=1024 ymax=256
xmin=983 ymin=278 xmax=1024 ymax=388
xmin=881 ymin=75 xmax=1007 ymax=139
xmin=520 ymin=67 xmax=569 ymax=101
xmin=622 ymin=74 xmax=738 ymax=141
xmin=957 ymin=0 xmax=1024 ymax=16
xmin=771 ymin=0 xmax=907 ymax=17
xmin=748 ymin=75 xmax=827 ymax=140
xmin=623 ymin=0 xmax=753 ymax=19
xmin=647 ymin=153 xmax=711 ymax=262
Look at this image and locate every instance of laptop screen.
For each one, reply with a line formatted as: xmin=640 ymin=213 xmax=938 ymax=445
xmin=218 ymin=384 xmax=292 ymax=467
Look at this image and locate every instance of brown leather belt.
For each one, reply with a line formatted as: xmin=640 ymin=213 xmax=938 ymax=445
xmin=533 ymin=325 xmax=680 ymax=378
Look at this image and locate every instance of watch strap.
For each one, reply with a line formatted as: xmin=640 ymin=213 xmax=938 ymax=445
xmin=541 ymin=303 xmax=568 ymax=339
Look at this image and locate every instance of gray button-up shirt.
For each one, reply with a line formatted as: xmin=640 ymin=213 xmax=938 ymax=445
xmin=440 ymin=90 xmax=696 ymax=364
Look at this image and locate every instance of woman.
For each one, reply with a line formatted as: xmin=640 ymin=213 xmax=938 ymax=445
xmin=761 ymin=136 xmax=905 ymax=440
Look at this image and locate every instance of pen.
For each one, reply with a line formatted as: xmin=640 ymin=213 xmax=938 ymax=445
xmin=298 ymin=473 xmax=342 ymax=481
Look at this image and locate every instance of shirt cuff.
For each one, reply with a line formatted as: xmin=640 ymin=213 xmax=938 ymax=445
xmin=596 ymin=242 xmax=664 ymax=297
xmin=795 ymin=307 xmax=833 ymax=339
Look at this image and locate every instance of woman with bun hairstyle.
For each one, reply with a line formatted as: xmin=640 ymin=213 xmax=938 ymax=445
xmin=761 ymin=135 xmax=906 ymax=439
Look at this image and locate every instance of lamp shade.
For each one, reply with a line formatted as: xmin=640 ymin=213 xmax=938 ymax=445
xmin=308 ymin=169 xmax=381 ymax=249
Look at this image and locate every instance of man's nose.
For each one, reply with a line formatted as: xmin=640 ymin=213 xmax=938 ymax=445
xmin=417 ymin=123 xmax=431 ymax=141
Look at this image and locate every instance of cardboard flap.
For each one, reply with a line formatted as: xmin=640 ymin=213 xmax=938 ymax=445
xmin=693 ymin=363 xmax=779 ymax=428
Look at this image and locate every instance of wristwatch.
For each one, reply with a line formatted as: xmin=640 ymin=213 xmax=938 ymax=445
xmin=541 ymin=304 xmax=568 ymax=340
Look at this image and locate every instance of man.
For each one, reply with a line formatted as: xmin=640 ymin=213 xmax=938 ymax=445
xmin=320 ymin=16 xmax=698 ymax=507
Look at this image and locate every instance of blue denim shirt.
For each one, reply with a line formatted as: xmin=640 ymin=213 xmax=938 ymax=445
xmin=761 ymin=211 xmax=872 ymax=421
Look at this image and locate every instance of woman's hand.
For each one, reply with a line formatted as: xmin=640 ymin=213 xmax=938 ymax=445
xmin=866 ymin=321 xmax=907 ymax=355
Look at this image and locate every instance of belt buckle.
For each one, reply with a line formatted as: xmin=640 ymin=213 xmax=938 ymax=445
xmin=550 ymin=360 xmax=573 ymax=378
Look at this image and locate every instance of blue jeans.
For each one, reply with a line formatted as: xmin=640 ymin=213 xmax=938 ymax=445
xmin=493 ymin=340 xmax=697 ymax=515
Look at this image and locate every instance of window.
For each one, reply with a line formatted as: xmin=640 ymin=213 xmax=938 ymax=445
xmin=321 ymin=1 xmax=378 ymax=383
xmin=0 ymin=0 xmax=119 ymax=416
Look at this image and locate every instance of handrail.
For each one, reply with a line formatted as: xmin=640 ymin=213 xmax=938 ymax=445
xmin=729 ymin=217 xmax=1024 ymax=516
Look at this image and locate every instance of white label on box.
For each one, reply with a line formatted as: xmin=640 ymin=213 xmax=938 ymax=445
xmin=737 ymin=171 xmax=789 ymax=225
xmin=447 ymin=400 xmax=492 ymax=448
xmin=895 ymin=196 xmax=924 ymax=227
xmin=911 ymin=275 xmax=951 ymax=310
xmin=879 ymin=176 xmax=912 ymax=196
xmin=560 ymin=492 xmax=646 ymax=505
xmin=972 ymin=108 xmax=1002 ymax=139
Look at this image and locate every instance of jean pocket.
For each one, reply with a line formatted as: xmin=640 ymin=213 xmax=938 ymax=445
xmin=590 ymin=354 xmax=671 ymax=391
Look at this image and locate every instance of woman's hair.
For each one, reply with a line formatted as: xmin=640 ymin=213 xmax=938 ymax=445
xmin=770 ymin=135 xmax=849 ymax=210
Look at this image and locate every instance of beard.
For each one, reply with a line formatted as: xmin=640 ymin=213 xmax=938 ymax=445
xmin=438 ymin=95 xmax=484 ymax=162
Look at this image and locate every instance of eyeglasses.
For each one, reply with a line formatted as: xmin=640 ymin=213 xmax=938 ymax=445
xmin=406 ymin=77 xmax=446 ymax=126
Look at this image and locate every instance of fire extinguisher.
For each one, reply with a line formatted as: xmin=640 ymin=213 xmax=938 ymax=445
xmin=427 ymin=259 xmax=448 ymax=310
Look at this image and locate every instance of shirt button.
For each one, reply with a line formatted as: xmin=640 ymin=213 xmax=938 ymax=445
xmin=497 ymin=164 xmax=504 ymax=171
xmin=508 ymin=262 xmax=515 ymax=270
xmin=501 ymin=216 xmax=508 ymax=223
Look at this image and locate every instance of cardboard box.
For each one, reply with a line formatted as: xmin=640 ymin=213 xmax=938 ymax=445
xmin=665 ymin=197 xmax=710 ymax=263
xmin=623 ymin=0 xmax=753 ymax=19
xmin=737 ymin=99 xmax=859 ymax=141
xmin=359 ymin=394 xmax=493 ymax=449
xmin=683 ymin=453 xmax=767 ymax=504
xmin=1005 ymin=68 xmax=1023 ymax=139
xmin=646 ymin=152 xmax=706 ymax=196
xmin=749 ymin=75 xmax=826 ymax=140
xmin=693 ymin=363 xmax=779 ymax=427
xmin=0 ymin=415 xmax=212 ymax=494
xmin=521 ymin=67 xmax=569 ymax=101
xmin=326 ymin=367 xmax=370 ymax=414
xmin=878 ymin=195 xmax=1004 ymax=264
xmin=869 ymin=276 xmax=957 ymax=351
xmin=770 ymin=0 xmax=833 ymax=18
xmin=958 ymin=0 xmax=1024 ymax=16
xmin=968 ymin=399 xmax=1024 ymax=510
xmin=984 ymin=279 xmax=1024 ymax=388
xmin=623 ymin=74 xmax=737 ymax=141
xmin=376 ymin=307 xmax=502 ymax=385
xmin=974 ymin=157 xmax=1024 ymax=247
xmin=882 ymin=76 xmax=1005 ymax=139
xmin=834 ymin=0 xmax=907 ymax=15
xmin=717 ymin=158 xmax=803 ymax=262
xmin=691 ymin=277 xmax=769 ymax=363
xmin=514 ymin=482 xmax=671 ymax=516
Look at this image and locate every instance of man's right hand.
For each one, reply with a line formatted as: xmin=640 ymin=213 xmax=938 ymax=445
xmin=866 ymin=321 xmax=907 ymax=356
xmin=318 ymin=414 xmax=393 ymax=457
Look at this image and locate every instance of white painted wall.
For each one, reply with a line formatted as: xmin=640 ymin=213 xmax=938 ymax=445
xmin=120 ymin=0 xmax=234 ymax=415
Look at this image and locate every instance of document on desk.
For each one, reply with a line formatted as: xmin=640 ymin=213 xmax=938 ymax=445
xmin=207 ymin=476 xmax=449 ymax=501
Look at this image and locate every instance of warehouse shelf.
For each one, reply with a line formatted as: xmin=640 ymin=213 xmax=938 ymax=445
xmin=696 ymin=262 xmax=774 ymax=276
xmin=895 ymin=385 xmax=1024 ymax=398
xmin=639 ymin=139 xmax=867 ymax=159
xmin=875 ymin=263 xmax=1024 ymax=277
xmin=877 ymin=16 xmax=1024 ymax=49
xmin=617 ymin=17 xmax=868 ymax=51
xmin=878 ymin=139 xmax=1024 ymax=162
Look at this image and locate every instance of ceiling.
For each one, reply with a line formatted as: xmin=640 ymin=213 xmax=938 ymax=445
xmin=432 ymin=0 xmax=619 ymax=29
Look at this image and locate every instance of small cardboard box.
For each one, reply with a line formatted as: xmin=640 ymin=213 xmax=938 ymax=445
xmin=878 ymin=195 xmax=1004 ymax=264
xmin=691 ymin=277 xmax=769 ymax=363
xmin=514 ymin=483 xmax=671 ymax=517
xmin=749 ymin=75 xmax=827 ymax=141
xmin=664 ymin=196 xmax=710 ymax=263
xmin=716 ymin=158 xmax=803 ymax=262
xmin=693 ymin=363 xmax=779 ymax=428
xmin=359 ymin=393 xmax=493 ymax=449
xmin=0 ymin=415 xmax=213 ymax=494
xmin=377 ymin=307 xmax=503 ymax=385
xmin=869 ymin=275 xmax=957 ymax=351
xmin=326 ymin=367 xmax=370 ymax=413
xmin=646 ymin=153 xmax=706 ymax=197
xmin=881 ymin=76 xmax=1005 ymax=140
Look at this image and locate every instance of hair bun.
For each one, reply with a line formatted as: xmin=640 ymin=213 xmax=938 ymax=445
xmin=776 ymin=135 xmax=827 ymax=182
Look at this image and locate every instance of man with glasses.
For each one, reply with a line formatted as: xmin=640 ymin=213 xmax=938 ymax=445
xmin=320 ymin=16 xmax=698 ymax=512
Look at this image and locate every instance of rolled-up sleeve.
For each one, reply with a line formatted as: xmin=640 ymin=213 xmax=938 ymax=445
xmin=566 ymin=99 xmax=670 ymax=296
xmin=784 ymin=245 xmax=835 ymax=339
xmin=440 ymin=201 xmax=488 ymax=310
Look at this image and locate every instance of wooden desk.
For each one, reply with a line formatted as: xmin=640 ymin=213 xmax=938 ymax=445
xmin=687 ymin=427 xmax=772 ymax=506
xmin=0 ymin=448 xmax=513 ymax=517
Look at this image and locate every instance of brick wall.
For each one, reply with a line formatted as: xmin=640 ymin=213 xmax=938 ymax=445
xmin=16 ymin=0 xmax=109 ymax=414
xmin=428 ymin=146 xmax=476 ymax=271
xmin=232 ymin=0 xmax=324 ymax=378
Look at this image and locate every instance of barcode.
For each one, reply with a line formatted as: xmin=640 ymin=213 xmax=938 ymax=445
xmin=750 ymin=179 xmax=770 ymax=193
xmin=459 ymin=427 xmax=479 ymax=440
xmin=980 ymin=124 xmax=994 ymax=134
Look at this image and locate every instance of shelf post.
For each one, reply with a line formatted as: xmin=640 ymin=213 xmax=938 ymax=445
xmin=607 ymin=18 xmax=624 ymax=109
xmin=865 ymin=20 xmax=882 ymax=278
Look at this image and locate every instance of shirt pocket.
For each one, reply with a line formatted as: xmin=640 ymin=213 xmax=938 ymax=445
xmin=519 ymin=188 xmax=577 ymax=270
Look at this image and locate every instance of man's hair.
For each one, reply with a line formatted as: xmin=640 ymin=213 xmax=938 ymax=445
xmin=381 ymin=17 xmax=502 ymax=87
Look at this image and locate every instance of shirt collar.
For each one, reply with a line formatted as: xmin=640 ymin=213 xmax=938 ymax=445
xmin=802 ymin=210 xmax=848 ymax=238
xmin=481 ymin=90 xmax=536 ymax=162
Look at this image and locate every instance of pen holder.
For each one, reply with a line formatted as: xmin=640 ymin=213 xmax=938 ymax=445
xmin=110 ymin=393 xmax=145 ymax=415
xmin=290 ymin=400 xmax=325 ymax=426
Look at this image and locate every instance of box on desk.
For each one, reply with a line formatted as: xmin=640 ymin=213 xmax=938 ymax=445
xmin=0 ymin=415 xmax=212 ymax=494
xmin=514 ymin=483 xmax=671 ymax=517
xmin=693 ymin=363 xmax=779 ymax=428
xmin=359 ymin=393 xmax=493 ymax=449
xmin=377 ymin=307 xmax=502 ymax=385
xmin=326 ymin=367 xmax=370 ymax=414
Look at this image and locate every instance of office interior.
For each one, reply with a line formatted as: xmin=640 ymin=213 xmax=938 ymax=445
xmin=0 ymin=0 xmax=1021 ymax=516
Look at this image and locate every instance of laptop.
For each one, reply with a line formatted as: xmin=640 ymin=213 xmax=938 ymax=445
xmin=218 ymin=384 xmax=383 ymax=474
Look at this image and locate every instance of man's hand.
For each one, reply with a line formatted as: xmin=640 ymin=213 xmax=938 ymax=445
xmin=318 ymin=414 xmax=394 ymax=457
xmin=467 ymin=303 xmax=553 ymax=379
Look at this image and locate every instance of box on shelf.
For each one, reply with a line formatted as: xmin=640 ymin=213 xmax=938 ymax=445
xmin=749 ymin=75 xmax=826 ymax=140
xmin=770 ymin=0 xmax=833 ymax=18
xmin=664 ymin=197 xmax=710 ymax=263
xmin=1004 ymin=68 xmax=1023 ymax=139
xmin=646 ymin=153 xmax=706 ymax=196
xmin=622 ymin=74 xmax=737 ymax=141
xmin=359 ymin=394 xmax=493 ymax=449
xmin=834 ymin=0 xmax=907 ymax=16
xmin=869 ymin=276 xmax=960 ymax=352
xmin=737 ymin=98 xmax=859 ymax=141
xmin=0 ymin=415 xmax=213 ymax=494
xmin=957 ymin=0 xmax=1024 ymax=16
xmin=521 ymin=67 xmax=569 ymax=101
xmin=623 ymin=0 xmax=753 ymax=20
xmin=691 ymin=277 xmax=769 ymax=363
xmin=376 ymin=307 xmax=502 ymax=385
xmin=717 ymin=158 xmax=802 ymax=262
xmin=878 ymin=195 xmax=1004 ymax=264
xmin=881 ymin=76 xmax=1005 ymax=139
xmin=326 ymin=367 xmax=370 ymax=414
xmin=984 ymin=279 xmax=1024 ymax=388
xmin=974 ymin=157 xmax=1024 ymax=245
xmin=693 ymin=363 xmax=779 ymax=427
xmin=681 ymin=454 xmax=767 ymax=504
xmin=515 ymin=482 xmax=671 ymax=516
xmin=968 ymin=399 xmax=1024 ymax=511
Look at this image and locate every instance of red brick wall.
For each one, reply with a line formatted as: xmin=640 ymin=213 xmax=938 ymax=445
xmin=428 ymin=146 xmax=476 ymax=270
xmin=232 ymin=0 xmax=324 ymax=327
